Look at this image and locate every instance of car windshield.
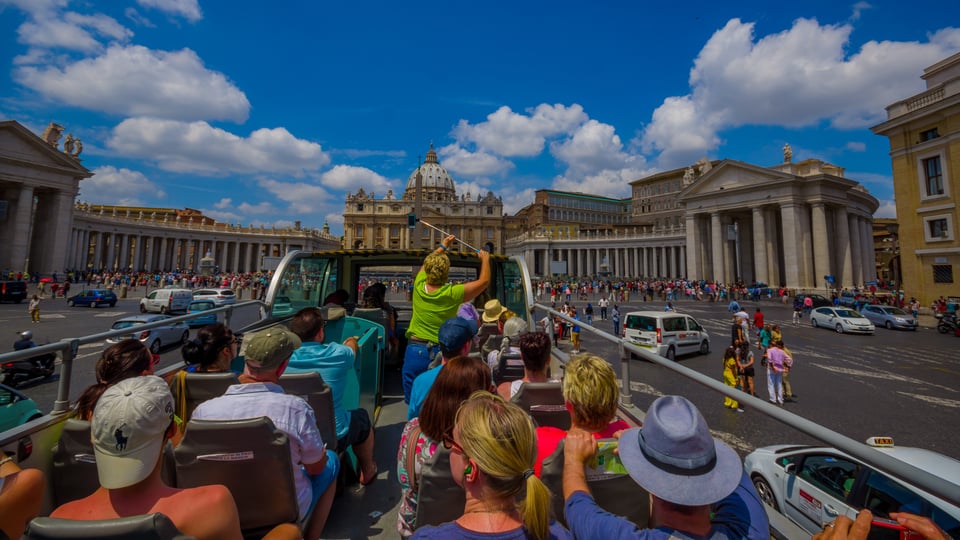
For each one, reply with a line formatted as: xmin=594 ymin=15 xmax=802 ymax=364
xmin=835 ymin=309 xmax=863 ymax=318
xmin=111 ymin=320 xmax=143 ymax=330
xmin=190 ymin=302 xmax=215 ymax=311
xmin=885 ymin=307 xmax=908 ymax=315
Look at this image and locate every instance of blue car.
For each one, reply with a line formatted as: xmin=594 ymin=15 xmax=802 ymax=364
xmin=67 ymin=289 xmax=117 ymax=308
xmin=186 ymin=300 xmax=218 ymax=328
xmin=0 ymin=384 xmax=42 ymax=432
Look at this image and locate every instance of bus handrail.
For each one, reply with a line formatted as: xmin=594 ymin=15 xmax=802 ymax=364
xmin=0 ymin=300 xmax=265 ymax=414
xmin=533 ymin=302 xmax=960 ymax=507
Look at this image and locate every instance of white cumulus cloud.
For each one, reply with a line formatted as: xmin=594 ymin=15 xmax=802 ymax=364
xmin=551 ymin=119 xmax=646 ymax=175
xmin=320 ymin=165 xmax=394 ymax=193
xmin=552 ymin=167 xmax=651 ymax=199
xmin=452 ymin=104 xmax=588 ymax=157
xmin=137 ymin=0 xmax=202 ymax=23
xmin=107 ymin=118 xmax=330 ymax=175
xmin=642 ymin=18 xmax=960 ymax=168
xmin=437 ymin=144 xmax=513 ymax=177
xmin=16 ymin=45 xmax=250 ymax=122
xmin=80 ymin=165 xmax=166 ymax=205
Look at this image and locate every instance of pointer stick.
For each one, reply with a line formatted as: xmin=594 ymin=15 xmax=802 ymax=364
xmin=418 ymin=219 xmax=481 ymax=252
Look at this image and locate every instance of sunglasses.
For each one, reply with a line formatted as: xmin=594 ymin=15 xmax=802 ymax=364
xmin=442 ymin=431 xmax=466 ymax=456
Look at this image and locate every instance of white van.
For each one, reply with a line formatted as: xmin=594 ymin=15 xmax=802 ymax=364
xmin=622 ymin=310 xmax=711 ymax=361
xmin=140 ymin=288 xmax=193 ymax=314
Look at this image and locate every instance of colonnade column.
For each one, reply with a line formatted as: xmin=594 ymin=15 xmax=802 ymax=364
xmin=835 ymin=207 xmax=853 ymax=288
xmin=10 ymin=186 xmax=35 ymax=273
xmin=685 ymin=215 xmax=699 ymax=281
xmin=861 ymin=219 xmax=875 ymax=284
xmin=848 ymin=216 xmax=862 ymax=287
xmin=679 ymin=246 xmax=687 ymax=278
xmin=811 ymin=203 xmax=830 ymax=289
xmin=710 ymin=213 xmax=724 ymax=283
xmin=780 ymin=204 xmax=802 ymax=289
xmin=751 ymin=208 xmax=768 ymax=285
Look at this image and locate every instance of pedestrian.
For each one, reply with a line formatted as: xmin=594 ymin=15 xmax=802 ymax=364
xmin=753 ymin=307 xmax=764 ymax=337
xmin=584 ymin=303 xmax=593 ymax=325
xmin=781 ymin=341 xmax=797 ymax=401
xmin=737 ymin=340 xmax=756 ymax=396
xmin=570 ymin=311 xmax=581 ymax=354
xmin=611 ymin=305 xmax=621 ymax=337
xmin=765 ymin=340 xmax=792 ymax=406
xmin=28 ymin=295 xmax=40 ymax=323
xmin=722 ymin=346 xmax=743 ymax=412
xmin=598 ymin=297 xmax=608 ymax=320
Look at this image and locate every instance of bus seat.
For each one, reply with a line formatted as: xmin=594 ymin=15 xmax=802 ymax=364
xmin=174 ymin=417 xmax=299 ymax=537
xmin=510 ymin=382 xmax=570 ymax=430
xmin=278 ymin=372 xmax=338 ymax=452
xmin=494 ymin=351 xmax=525 ymax=385
xmin=352 ymin=308 xmax=394 ymax=362
xmin=50 ymin=418 xmax=99 ymax=507
xmin=170 ymin=372 xmax=239 ymax=423
xmin=24 ymin=513 xmax=191 ymax=540
xmin=414 ymin=446 xmax=465 ymax=530
xmin=540 ymin=438 xmax=649 ymax=527
xmin=477 ymin=323 xmax=502 ymax=357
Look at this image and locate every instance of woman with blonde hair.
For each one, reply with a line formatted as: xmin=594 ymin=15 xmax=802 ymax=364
xmin=412 ymin=392 xmax=571 ymax=540
xmin=402 ymin=235 xmax=490 ymax=403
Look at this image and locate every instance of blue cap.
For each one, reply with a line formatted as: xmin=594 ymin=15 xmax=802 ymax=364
xmin=437 ymin=317 xmax=478 ymax=355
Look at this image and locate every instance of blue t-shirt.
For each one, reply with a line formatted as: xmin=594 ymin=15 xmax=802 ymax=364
xmin=407 ymin=365 xmax=442 ymax=420
xmin=412 ymin=520 xmax=572 ymax=540
xmin=287 ymin=341 xmax=355 ymax=439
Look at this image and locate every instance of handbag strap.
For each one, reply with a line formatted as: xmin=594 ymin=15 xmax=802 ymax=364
xmin=405 ymin=424 xmax=422 ymax=493
xmin=173 ymin=370 xmax=188 ymax=433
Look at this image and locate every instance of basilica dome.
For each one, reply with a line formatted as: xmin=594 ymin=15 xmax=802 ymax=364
xmin=404 ymin=144 xmax=457 ymax=201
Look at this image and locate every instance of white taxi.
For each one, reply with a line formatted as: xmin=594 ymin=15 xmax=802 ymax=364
xmin=744 ymin=438 xmax=960 ymax=538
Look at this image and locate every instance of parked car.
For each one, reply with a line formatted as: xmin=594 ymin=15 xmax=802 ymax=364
xmin=193 ymin=288 xmax=237 ymax=306
xmin=66 ymin=289 xmax=117 ymax=308
xmin=745 ymin=438 xmax=960 ymax=538
xmin=809 ymin=306 xmax=875 ymax=334
xmin=0 ymin=281 xmax=27 ymax=304
xmin=795 ymin=293 xmax=833 ymax=309
xmin=837 ymin=290 xmax=864 ymax=307
xmin=747 ymin=282 xmax=774 ymax=297
xmin=622 ymin=311 xmax=710 ymax=361
xmin=186 ymin=300 xmax=218 ymax=328
xmin=0 ymin=383 xmax=42 ymax=432
xmin=860 ymin=304 xmax=918 ymax=331
xmin=105 ymin=314 xmax=190 ymax=354
xmin=140 ymin=288 xmax=193 ymax=314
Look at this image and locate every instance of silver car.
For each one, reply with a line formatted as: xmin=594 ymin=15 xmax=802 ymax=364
xmin=809 ymin=307 xmax=875 ymax=334
xmin=192 ymin=288 xmax=237 ymax=306
xmin=859 ymin=305 xmax=918 ymax=331
xmin=105 ymin=314 xmax=190 ymax=354
xmin=745 ymin=439 xmax=960 ymax=537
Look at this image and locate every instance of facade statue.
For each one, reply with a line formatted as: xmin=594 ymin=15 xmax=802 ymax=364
xmin=63 ymin=134 xmax=75 ymax=154
xmin=695 ymin=157 xmax=712 ymax=176
xmin=73 ymin=138 xmax=83 ymax=157
xmin=41 ymin=122 xmax=64 ymax=148
xmin=783 ymin=143 xmax=793 ymax=163
xmin=683 ymin=166 xmax=695 ymax=184
xmin=386 ymin=189 xmax=394 ymax=199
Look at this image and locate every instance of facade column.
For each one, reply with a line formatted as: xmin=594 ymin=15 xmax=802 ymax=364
xmin=91 ymin=232 xmax=102 ymax=270
xmin=158 ymin=237 xmax=168 ymax=271
xmin=9 ymin=186 xmax=35 ymax=273
xmin=144 ymin=236 xmax=154 ymax=272
xmin=811 ymin=203 xmax=830 ymax=290
xmin=862 ymin=219 xmax=875 ymax=285
xmin=685 ymin=215 xmax=699 ymax=281
xmin=848 ymin=215 xmax=862 ymax=288
xmin=710 ymin=212 xmax=724 ymax=283
xmin=105 ymin=233 xmax=117 ymax=270
xmin=835 ymin=207 xmax=853 ymax=288
xmin=118 ymin=234 xmax=130 ymax=271
xmin=679 ymin=246 xmax=687 ymax=278
xmin=751 ymin=207 xmax=768 ymax=285
xmin=780 ymin=204 xmax=802 ymax=289
xmin=232 ymin=242 xmax=241 ymax=273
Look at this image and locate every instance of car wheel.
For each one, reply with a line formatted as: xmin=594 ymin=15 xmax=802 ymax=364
xmin=699 ymin=340 xmax=710 ymax=355
xmin=91 ymin=301 xmax=97 ymax=308
xmin=180 ymin=330 xmax=189 ymax=344
xmin=160 ymin=306 xmax=167 ymax=314
xmin=28 ymin=412 xmax=43 ymax=422
xmin=836 ymin=323 xmax=844 ymax=334
xmin=811 ymin=317 xmax=819 ymax=328
xmin=67 ymin=300 xmax=74 ymax=307
xmin=140 ymin=304 xmax=147 ymax=313
xmin=885 ymin=321 xmax=893 ymax=330
xmin=149 ymin=340 xmax=161 ymax=354
xmin=666 ymin=347 xmax=676 ymax=361
xmin=752 ymin=475 xmax=779 ymax=511
xmin=110 ymin=302 xmax=116 ymax=307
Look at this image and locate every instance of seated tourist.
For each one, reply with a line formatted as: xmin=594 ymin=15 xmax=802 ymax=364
xmin=486 ymin=316 xmax=529 ymax=381
xmin=411 ymin=392 xmax=571 ymax=539
xmin=497 ymin=331 xmax=554 ymax=400
xmin=562 ymin=395 xmax=767 ymax=539
xmin=396 ymin=356 xmax=493 ymax=538
xmin=51 ymin=376 xmax=244 ymax=540
xmin=0 ymin=453 xmax=44 ymax=540
xmin=180 ymin=323 xmax=238 ymax=373
xmin=533 ymin=354 xmax=629 ymax=476
xmin=75 ymin=340 xmax=158 ymax=420
xmin=288 ymin=307 xmax=377 ymax=485
xmin=407 ymin=317 xmax=478 ymax=420
xmin=192 ymin=327 xmax=339 ymax=540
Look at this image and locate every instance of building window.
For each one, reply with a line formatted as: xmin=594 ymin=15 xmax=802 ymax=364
xmin=355 ymin=225 xmax=363 ymax=238
xmin=486 ymin=227 xmax=494 ymax=239
xmin=487 ymin=206 xmax=493 ymax=215
xmin=920 ymin=127 xmax=939 ymax=141
xmin=923 ymin=214 xmax=953 ymax=242
xmin=922 ymin=156 xmax=944 ymax=197
xmin=933 ymin=265 xmax=953 ymax=284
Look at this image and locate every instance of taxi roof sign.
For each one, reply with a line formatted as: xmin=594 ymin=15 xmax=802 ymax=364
xmin=866 ymin=436 xmax=895 ymax=447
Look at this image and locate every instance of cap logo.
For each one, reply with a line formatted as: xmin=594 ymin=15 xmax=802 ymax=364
xmin=114 ymin=427 xmax=128 ymax=451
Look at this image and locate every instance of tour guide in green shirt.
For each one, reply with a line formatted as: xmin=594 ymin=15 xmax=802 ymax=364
xmin=402 ymin=234 xmax=490 ymax=403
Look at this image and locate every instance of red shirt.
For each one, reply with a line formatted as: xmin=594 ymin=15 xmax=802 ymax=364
xmin=533 ymin=419 xmax=631 ymax=477
xmin=753 ymin=312 xmax=764 ymax=329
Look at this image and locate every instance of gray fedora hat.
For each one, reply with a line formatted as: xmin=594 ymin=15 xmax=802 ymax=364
xmin=618 ymin=395 xmax=741 ymax=506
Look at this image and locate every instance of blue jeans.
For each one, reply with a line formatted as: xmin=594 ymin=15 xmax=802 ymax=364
xmin=402 ymin=342 xmax=438 ymax=404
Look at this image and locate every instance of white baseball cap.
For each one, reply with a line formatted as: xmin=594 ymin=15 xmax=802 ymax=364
xmin=91 ymin=375 xmax=174 ymax=489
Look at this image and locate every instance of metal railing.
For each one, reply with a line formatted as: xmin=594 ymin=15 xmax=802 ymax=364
xmin=533 ymin=302 xmax=960 ymax=508
xmin=1 ymin=300 xmax=264 ymax=414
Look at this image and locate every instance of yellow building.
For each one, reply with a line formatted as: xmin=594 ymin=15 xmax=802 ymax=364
xmin=872 ymin=52 xmax=960 ymax=305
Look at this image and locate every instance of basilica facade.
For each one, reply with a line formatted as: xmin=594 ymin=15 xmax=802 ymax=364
xmin=342 ymin=144 xmax=505 ymax=253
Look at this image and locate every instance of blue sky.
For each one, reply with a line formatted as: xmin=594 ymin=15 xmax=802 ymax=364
xmin=2 ymin=0 xmax=959 ymax=234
